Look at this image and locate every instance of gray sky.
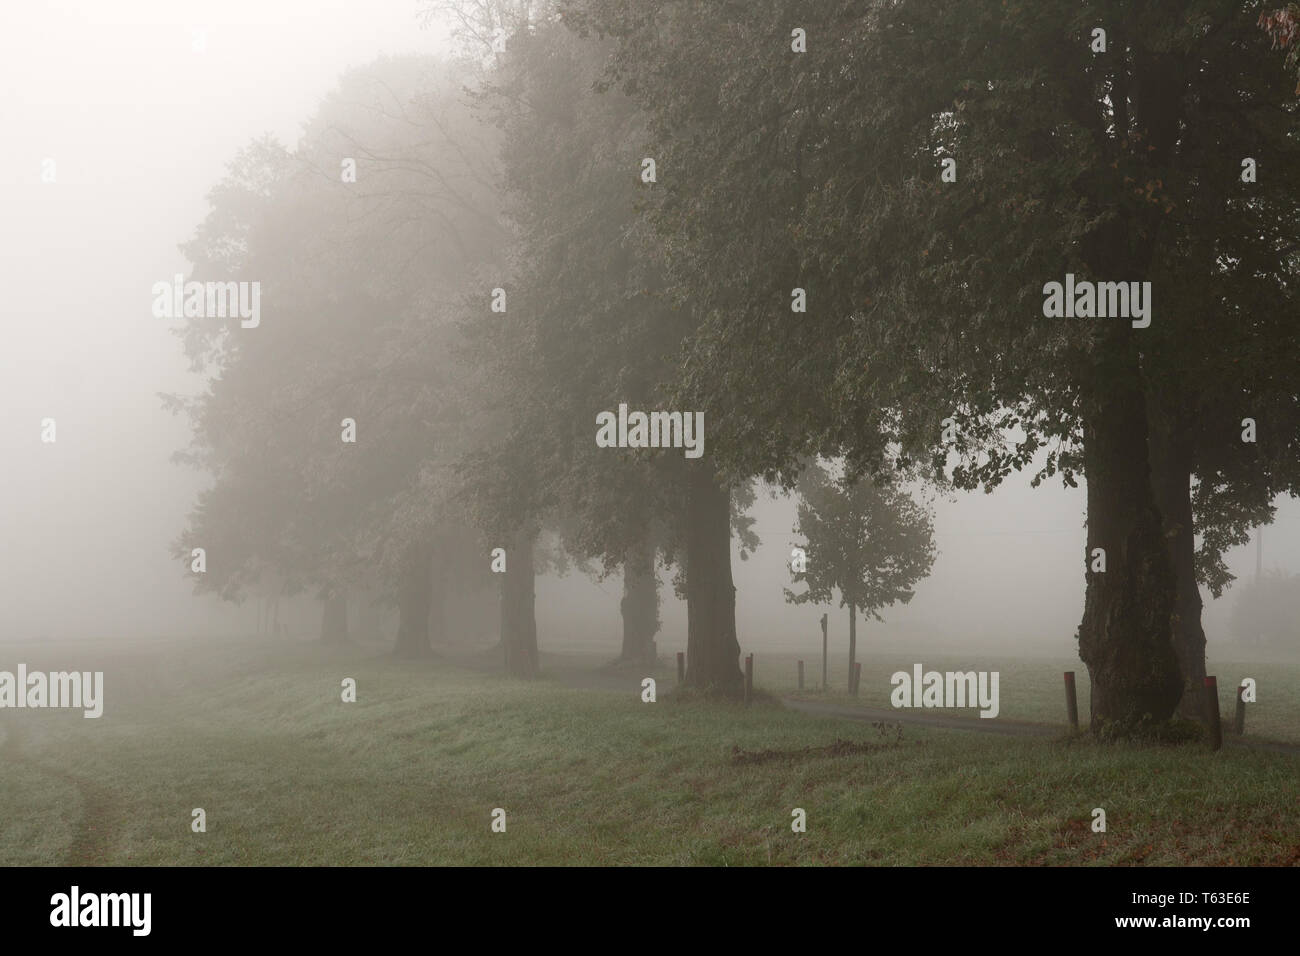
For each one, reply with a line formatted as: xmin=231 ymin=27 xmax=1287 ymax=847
xmin=0 ymin=1 xmax=447 ymax=638
xmin=0 ymin=0 xmax=1293 ymax=650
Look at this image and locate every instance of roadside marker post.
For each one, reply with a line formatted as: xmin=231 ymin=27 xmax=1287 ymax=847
xmin=1205 ymin=676 xmax=1223 ymax=751
xmin=1064 ymin=671 xmax=1079 ymax=733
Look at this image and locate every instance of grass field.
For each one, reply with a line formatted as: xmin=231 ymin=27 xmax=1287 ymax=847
xmin=1 ymin=637 xmax=1298 ymax=866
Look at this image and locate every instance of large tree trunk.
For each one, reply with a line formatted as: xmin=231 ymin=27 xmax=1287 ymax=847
xmin=1148 ymin=398 xmax=1207 ymax=722
xmin=620 ymin=538 xmax=660 ymax=663
xmin=393 ymin=541 xmax=435 ymax=659
xmin=683 ymin=462 xmax=743 ymax=697
xmin=847 ymin=603 xmax=856 ymax=694
xmin=501 ymin=527 xmax=539 ymax=678
xmin=1073 ymin=49 xmax=1186 ymax=729
xmin=1076 ymin=330 xmax=1182 ymax=730
xmin=320 ymin=590 xmax=349 ymax=645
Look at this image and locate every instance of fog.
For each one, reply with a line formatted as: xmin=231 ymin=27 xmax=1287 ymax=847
xmin=1 ymin=1 xmax=449 ymax=641
xmin=1 ymin=0 xmax=1295 ymax=658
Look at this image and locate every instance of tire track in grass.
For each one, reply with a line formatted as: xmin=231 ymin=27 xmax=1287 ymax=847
xmin=1 ymin=716 xmax=121 ymax=865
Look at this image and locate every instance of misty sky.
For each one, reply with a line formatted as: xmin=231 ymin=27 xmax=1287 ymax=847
xmin=1 ymin=0 xmax=1294 ymax=650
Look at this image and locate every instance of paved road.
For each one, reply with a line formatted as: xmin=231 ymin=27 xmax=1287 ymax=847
xmin=450 ymin=648 xmax=1300 ymax=754
xmin=781 ymin=695 xmax=1300 ymax=754
xmin=781 ymin=697 xmax=1059 ymax=737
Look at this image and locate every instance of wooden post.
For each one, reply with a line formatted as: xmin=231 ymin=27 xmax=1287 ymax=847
xmin=1234 ymin=684 xmax=1247 ymax=736
xmin=744 ymin=654 xmax=754 ymax=705
xmin=1064 ymin=671 xmax=1079 ymax=733
xmin=852 ymin=662 xmax=862 ymax=697
xmin=1205 ymin=676 xmax=1222 ymax=751
xmin=820 ymin=613 xmax=828 ymax=692
xmin=676 ymin=651 xmax=685 ymax=684
xmin=797 ymin=659 xmax=804 ymax=691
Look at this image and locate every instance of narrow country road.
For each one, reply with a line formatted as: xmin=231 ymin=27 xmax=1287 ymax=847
xmin=444 ymin=647 xmax=1300 ymax=755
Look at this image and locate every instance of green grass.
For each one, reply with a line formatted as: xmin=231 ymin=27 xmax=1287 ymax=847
xmin=1 ymin=638 xmax=1297 ymax=865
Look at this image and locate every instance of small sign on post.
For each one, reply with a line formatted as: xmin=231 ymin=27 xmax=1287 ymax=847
xmin=1064 ymin=671 xmax=1079 ymax=733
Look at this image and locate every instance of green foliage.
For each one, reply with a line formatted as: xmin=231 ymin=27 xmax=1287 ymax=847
xmin=565 ymin=0 xmax=1300 ymax=591
xmin=785 ymin=461 xmax=936 ymax=621
xmin=470 ymin=16 xmax=757 ymax=582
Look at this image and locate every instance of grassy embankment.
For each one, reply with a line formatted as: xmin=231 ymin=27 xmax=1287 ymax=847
xmin=1 ymin=638 xmax=1296 ymax=865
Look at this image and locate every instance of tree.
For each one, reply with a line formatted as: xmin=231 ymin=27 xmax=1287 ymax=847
xmin=469 ymin=15 xmax=753 ymax=690
xmin=618 ymin=533 xmax=661 ymax=663
xmin=566 ymin=0 xmax=1300 ymax=730
xmin=169 ymin=56 xmax=508 ymax=653
xmin=785 ymin=462 xmax=936 ymax=692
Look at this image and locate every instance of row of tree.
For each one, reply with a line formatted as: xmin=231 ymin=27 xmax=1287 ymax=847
xmin=551 ymin=0 xmax=1300 ymax=729
xmin=171 ymin=0 xmax=1300 ymax=734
